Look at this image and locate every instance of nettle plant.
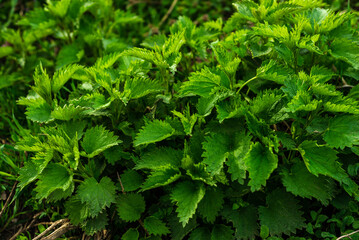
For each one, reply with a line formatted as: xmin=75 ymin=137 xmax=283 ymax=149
xmin=16 ymin=0 xmax=359 ymax=239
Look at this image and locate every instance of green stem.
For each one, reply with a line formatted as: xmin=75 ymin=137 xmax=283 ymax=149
xmin=236 ymin=76 xmax=257 ymax=94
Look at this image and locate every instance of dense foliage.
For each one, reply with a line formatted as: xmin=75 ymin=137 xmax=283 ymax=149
xmin=1 ymin=0 xmax=359 ymax=239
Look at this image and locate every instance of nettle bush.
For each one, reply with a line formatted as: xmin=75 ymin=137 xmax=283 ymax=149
xmin=15 ymin=0 xmax=359 ymax=239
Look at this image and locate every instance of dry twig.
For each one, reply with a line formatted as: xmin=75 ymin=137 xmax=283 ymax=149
xmin=0 ymin=181 xmax=18 ymax=218
xmin=33 ymin=219 xmax=69 ymax=240
xmin=337 ymin=230 xmax=359 ymax=240
xmin=41 ymin=221 xmax=75 ymax=240
xmin=158 ymin=0 xmax=179 ymax=27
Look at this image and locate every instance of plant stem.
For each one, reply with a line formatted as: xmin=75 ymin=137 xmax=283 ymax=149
xmin=236 ymin=76 xmax=257 ymax=94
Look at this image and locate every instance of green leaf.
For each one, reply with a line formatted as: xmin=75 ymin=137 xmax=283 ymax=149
xmin=226 ymin=132 xmax=252 ymax=183
xmin=189 ymin=227 xmax=211 ymax=240
xmin=211 ymin=41 xmax=241 ymax=77
xmin=122 ymin=228 xmax=139 ymax=240
xmin=329 ymin=38 xmax=359 ymax=70
xmin=120 ymin=170 xmax=143 ymax=192
xmin=77 ymin=177 xmax=116 ymax=217
xmin=197 ymin=188 xmax=224 ymax=223
xmin=26 ymin=102 xmax=52 ymax=123
xmin=286 ymin=90 xmax=320 ymax=113
xmin=117 ymin=193 xmax=145 ymax=222
xmin=18 ymin=150 xmax=53 ymax=190
xmin=52 ymin=64 xmax=83 ymax=93
xmin=134 ymin=120 xmax=175 ymax=146
xmin=18 ymin=161 xmax=39 ymax=190
xmin=244 ymin=142 xmax=278 ymax=191
xmin=81 ymin=125 xmax=122 ymax=158
xmin=141 ymin=167 xmax=181 ymax=191
xmin=32 ymin=64 xmax=52 ymax=104
xmin=144 ymin=216 xmax=170 ymax=236
xmin=46 ymin=0 xmax=71 ymax=18
xmin=56 ymin=43 xmax=84 ymax=69
xmin=171 ymin=181 xmax=206 ymax=226
xmin=186 ymin=163 xmax=216 ymax=186
xmin=65 ymin=196 xmax=89 ymax=225
xmin=179 ymin=67 xmax=222 ymax=98
xmin=0 ymin=46 xmax=13 ymax=58
xmin=35 ymin=163 xmax=73 ymax=200
xmin=82 ymin=212 xmax=108 ymax=236
xmin=281 ymin=162 xmax=336 ymax=205
xmin=172 ymin=109 xmax=197 ymax=136
xmin=211 ymin=224 xmax=234 ymax=240
xmin=51 ymin=104 xmax=87 ymax=121
xmin=323 ymin=115 xmax=359 ymax=149
xmin=202 ymin=132 xmax=230 ymax=175
xmin=259 ymin=188 xmax=305 ymax=236
xmin=47 ymin=182 xmax=74 ymax=202
xmin=228 ymin=205 xmax=258 ymax=240
xmin=135 ymin=147 xmax=182 ymax=170
xmin=169 ymin=215 xmax=198 ymax=240
xmin=120 ymin=77 xmax=164 ymax=104
xmin=298 ymin=140 xmax=348 ymax=183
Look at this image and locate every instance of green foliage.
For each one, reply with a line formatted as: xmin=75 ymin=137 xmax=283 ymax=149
xmin=2 ymin=0 xmax=359 ymax=239
xmin=117 ymin=193 xmax=146 ymax=222
xmin=171 ymin=181 xmax=206 ymax=226
xmin=259 ymin=189 xmax=306 ymax=236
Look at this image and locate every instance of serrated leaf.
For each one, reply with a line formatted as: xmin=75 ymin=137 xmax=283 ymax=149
xmin=32 ymin=64 xmax=52 ymax=104
xmin=281 ymin=162 xmax=336 ymax=205
xmin=18 ymin=161 xmax=39 ymax=190
xmin=222 ymin=205 xmax=258 ymax=240
xmin=141 ymin=167 xmax=181 ymax=191
xmin=256 ymin=61 xmax=293 ymax=84
xmin=82 ymin=212 xmax=108 ymax=236
xmin=171 ymin=181 xmax=205 ymax=226
xmin=189 ymin=227 xmax=211 ymax=240
xmin=77 ymin=177 xmax=116 ymax=217
xmin=46 ymin=0 xmax=71 ymax=18
xmin=226 ymin=132 xmax=252 ymax=183
xmin=135 ymin=147 xmax=182 ymax=170
xmin=211 ymin=224 xmax=234 ymax=240
xmin=65 ymin=196 xmax=89 ymax=225
xmin=286 ymin=90 xmax=319 ymax=113
xmin=179 ymin=67 xmax=222 ymax=98
xmin=81 ymin=125 xmax=122 ymax=158
xmin=18 ymin=150 xmax=53 ymax=190
xmin=51 ymin=104 xmax=87 ymax=121
xmin=120 ymin=170 xmax=143 ymax=192
xmin=197 ymin=188 xmax=224 ymax=223
xmin=259 ymin=189 xmax=305 ymax=236
xmin=134 ymin=120 xmax=175 ymax=146
xmin=144 ymin=216 xmax=170 ymax=236
xmin=310 ymin=65 xmax=333 ymax=83
xmin=52 ymin=64 xmax=83 ymax=93
xmin=56 ymin=43 xmax=84 ymax=69
xmin=35 ymin=163 xmax=73 ymax=200
xmin=117 ymin=193 xmax=145 ymax=222
xmin=172 ymin=109 xmax=197 ymax=136
xmin=122 ymin=228 xmax=139 ymax=240
xmin=169 ymin=215 xmax=198 ymax=240
xmin=323 ymin=115 xmax=359 ymax=149
xmin=120 ymin=77 xmax=164 ymax=104
xmin=186 ymin=163 xmax=216 ymax=186
xmin=202 ymin=132 xmax=230 ymax=175
xmin=298 ymin=140 xmax=348 ymax=183
xmin=276 ymin=132 xmax=296 ymax=150
xmin=329 ymin=38 xmax=359 ymax=70
xmin=244 ymin=142 xmax=278 ymax=191
xmin=26 ymin=101 xmax=52 ymax=123
xmin=47 ymin=182 xmax=74 ymax=202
